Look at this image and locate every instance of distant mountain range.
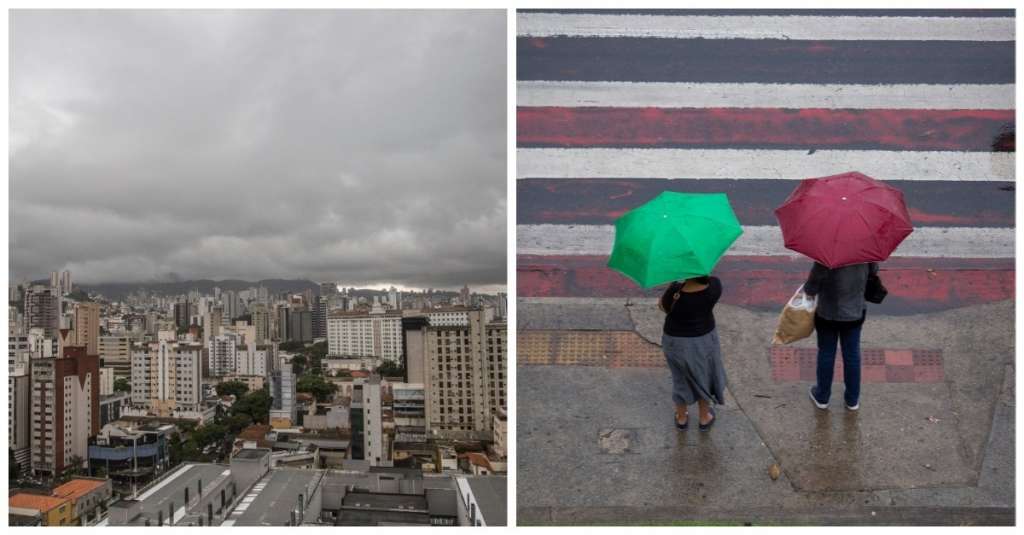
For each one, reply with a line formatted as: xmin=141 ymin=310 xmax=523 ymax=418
xmin=25 ymin=278 xmax=465 ymax=302
xmin=49 ymin=279 xmax=320 ymax=301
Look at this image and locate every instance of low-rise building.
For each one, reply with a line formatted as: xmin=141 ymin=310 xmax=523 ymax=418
xmin=51 ymin=477 xmax=113 ymax=525
xmin=8 ymin=493 xmax=73 ymax=526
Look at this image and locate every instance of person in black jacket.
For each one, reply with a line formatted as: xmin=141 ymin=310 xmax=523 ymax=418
xmin=659 ymin=275 xmax=728 ymax=431
xmin=804 ymin=261 xmax=879 ymax=411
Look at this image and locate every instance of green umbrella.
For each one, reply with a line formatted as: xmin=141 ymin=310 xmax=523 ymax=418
xmin=607 ymin=191 xmax=744 ymax=288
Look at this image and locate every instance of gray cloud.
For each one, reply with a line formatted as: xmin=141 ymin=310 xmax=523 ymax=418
xmin=10 ymin=9 xmax=507 ymax=291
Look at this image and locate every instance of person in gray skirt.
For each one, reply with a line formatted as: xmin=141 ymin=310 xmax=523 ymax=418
xmin=659 ymin=275 xmax=728 ymax=431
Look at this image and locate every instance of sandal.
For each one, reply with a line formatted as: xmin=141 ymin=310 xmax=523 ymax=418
xmin=674 ymin=412 xmax=689 ymax=430
xmin=699 ymin=408 xmax=716 ymax=432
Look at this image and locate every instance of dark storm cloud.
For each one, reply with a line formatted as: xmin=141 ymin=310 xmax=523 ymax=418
xmin=10 ymin=10 xmax=506 ymax=290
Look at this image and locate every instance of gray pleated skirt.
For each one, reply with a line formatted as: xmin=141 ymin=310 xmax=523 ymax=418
xmin=662 ymin=329 xmax=727 ymax=406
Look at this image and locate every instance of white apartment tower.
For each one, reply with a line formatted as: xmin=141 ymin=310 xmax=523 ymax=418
xmin=326 ymin=306 xmax=403 ymax=362
xmin=131 ymin=339 xmax=203 ymax=417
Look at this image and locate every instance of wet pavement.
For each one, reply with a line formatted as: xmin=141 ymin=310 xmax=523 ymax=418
xmin=517 ymin=298 xmax=1015 ymax=525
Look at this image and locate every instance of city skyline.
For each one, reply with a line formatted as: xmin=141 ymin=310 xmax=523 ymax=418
xmin=10 ymin=10 xmax=506 ymax=289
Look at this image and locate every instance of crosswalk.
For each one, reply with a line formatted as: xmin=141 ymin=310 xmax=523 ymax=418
xmin=515 ymin=9 xmax=1016 ymax=314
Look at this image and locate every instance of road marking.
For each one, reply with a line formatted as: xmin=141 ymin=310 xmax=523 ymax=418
xmin=517 ymin=224 xmax=1015 ymax=259
xmin=516 ymin=81 xmax=1016 ymax=110
xmin=517 ymin=13 xmax=1015 ymax=41
xmin=517 ymin=148 xmax=1015 ymax=181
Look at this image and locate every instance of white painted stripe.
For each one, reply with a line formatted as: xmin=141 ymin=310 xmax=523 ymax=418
xmin=517 ymin=148 xmax=1015 ymax=182
xmin=517 ymin=13 xmax=1015 ymax=41
xmin=517 ymin=224 xmax=1015 ymax=259
xmin=517 ymin=81 xmax=1016 ymax=110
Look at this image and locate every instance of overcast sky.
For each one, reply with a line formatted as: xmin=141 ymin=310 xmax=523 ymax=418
xmin=10 ymin=10 xmax=506 ymax=291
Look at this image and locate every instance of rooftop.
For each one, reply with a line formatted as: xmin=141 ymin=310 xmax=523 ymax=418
xmin=9 ymin=493 xmax=70 ymax=513
xmin=52 ymin=478 xmax=107 ymax=501
xmin=225 ymin=468 xmax=325 ymax=526
xmin=464 ymin=476 xmax=507 ymax=526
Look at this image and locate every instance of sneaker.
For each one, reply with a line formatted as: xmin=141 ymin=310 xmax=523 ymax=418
xmin=808 ymin=386 xmax=829 ymax=410
xmin=844 ymin=400 xmax=860 ymax=411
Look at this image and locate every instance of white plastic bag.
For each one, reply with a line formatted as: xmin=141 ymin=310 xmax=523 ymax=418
xmin=771 ymin=285 xmax=817 ymax=345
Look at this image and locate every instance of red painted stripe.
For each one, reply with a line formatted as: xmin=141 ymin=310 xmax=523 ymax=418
xmin=517 ymin=255 xmax=1014 ymax=314
xmin=517 ymin=107 xmax=1015 ymax=152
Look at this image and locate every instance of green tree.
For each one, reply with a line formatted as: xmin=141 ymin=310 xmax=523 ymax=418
xmin=215 ymin=380 xmax=249 ymax=399
xmin=296 ymin=374 xmax=337 ymax=402
xmin=377 ymin=361 xmax=406 ymax=378
xmin=291 ymin=354 xmax=308 ymax=376
xmin=279 ymin=340 xmax=305 ymax=352
xmin=231 ymin=388 xmax=272 ymax=425
xmin=113 ymin=377 xmax=131 ymax=393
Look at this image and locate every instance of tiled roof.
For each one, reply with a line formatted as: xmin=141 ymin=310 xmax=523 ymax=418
xmin=52 ymin=479 xmax=106 ymax=502
xmin=9 ymin=493 xmax=69 ymax=512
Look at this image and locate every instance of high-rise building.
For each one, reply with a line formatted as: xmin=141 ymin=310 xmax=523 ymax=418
xmin=460 ymin=285 xmax=470 ymax=306
xmin=100 ymin=367 xmax=115 ymax=396
xmin=251 ymin=304 xmax=270 ymax=343
xmin=326 ymin=306 xmax=403 ymax=362
xmin=74 ymin=302 xmax=101 ymax=356
xmin=98 ymin=336 xmax=131 ymax=380
xmin=236 ymin=344 xmax=275 ymax=378
xmin=311 ymin=297 xmax=328 ymax=339
xmin=50 ymin=271 xmax=60 ymax=289
xmin=289 ymin=309 xmax=313 ymax=343
xmin=208 ymin=332 xmax=240 ymax=377
xmin=276 ymin=305 xmax=290 ymax=341
xmin=496 ymin=292 xmax=507 ymax=320
xmin=423 ymin=310 xmax=506 ymax=434
xmin=269 ymin=368 xmax=296 ymax=428
xmin=351 ymin=376 xmax=389 ymax=466
xmin=61 ymin=270 xmax=72 ymax=294
xmin=30 ymin=346 xmax=100 ymax=478
xmin=173 ymin=300 xmax=190 ymax=329
xmin=24 ymin=284 xmax=60 ymax=338
xmin=9 ymin=371 xmax=32 ymax=472
xmin=131 ymin=339 xmax=203 ymax=417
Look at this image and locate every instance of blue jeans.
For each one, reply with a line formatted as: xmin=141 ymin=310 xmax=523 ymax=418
xmin=812 ymin=318 xmax=862 ymax=406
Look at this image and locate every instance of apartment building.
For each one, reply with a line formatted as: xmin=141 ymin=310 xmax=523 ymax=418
xmin=131 ymin=339 xmax=203 ymax=417
xmin=326 ymin=306 xmax=403 ymax=362
xmin=30 ymin=346 xmax=100 ymax=478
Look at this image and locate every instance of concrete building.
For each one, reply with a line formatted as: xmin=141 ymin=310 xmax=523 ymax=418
xmin=99 ymin=393 xmax=129 ymax=427
xmin=100 ymin=367 xmax=115 ymax=396
xmin=270 ymin=368 xmax=297 ymax=428
xmin=492 ymin=408 xmax=507 ymax=459
xmin=173 ymin=300 xmax=190 ymax=330
xmin=289 ymin=309 xmax=313 ymax=343
xmin=74 ymin=301 xmax=101 ymax=356
xmin=393 ymin=382 xmax=427 ymax=442
xmin=455 ymin=476 xmax=507 ymax=526
xmin=25 ymin=284 xmax=60 ymax=338
xmin=327 ymin=306 xmax=403 ymax=362
xmin=10 ymin=371 xmax=32 ymax=472
xmin=208 ymin=332 xmax=240 ymax=377
xmin=423 ymin=310 xmax=507 ymax=435
xmin=251 ymin=304 xmax=270 ymax=343
xmin=130 ymin=339 xmax=203 ymax=417
xmin=98 ymin=335 xmax=131 ymax=379
xmin=351 ymin=376 xmax=388 ymax=466
xmin=8 ymin=494 xmax=72 ymax=526
xmin=425 ymin=306 xmax=473 ymax=327
xmin=311 ymin=296 xmax=328 ymax=339
xmin=30 ymin=346 xmax=100 ymax=479
xmin=52 ymin=478 xmax=113 ymax=526
xmin=88 ymin=422 xmax=173 ymax=495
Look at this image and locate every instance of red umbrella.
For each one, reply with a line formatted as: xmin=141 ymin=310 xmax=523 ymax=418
xmin=774 ymin=171 xmax=913 ymax=268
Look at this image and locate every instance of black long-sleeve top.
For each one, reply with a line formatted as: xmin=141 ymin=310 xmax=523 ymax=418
xmin=661 ymin=277 xmax=722 ymax=337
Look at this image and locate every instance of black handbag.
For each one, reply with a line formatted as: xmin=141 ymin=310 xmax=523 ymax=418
xmin=865 ymin=274 xmax=887 ymax=304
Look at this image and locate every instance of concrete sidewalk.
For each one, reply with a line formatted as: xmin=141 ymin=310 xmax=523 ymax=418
xmin=517 ymin=299 xmax=1015 ymax=525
